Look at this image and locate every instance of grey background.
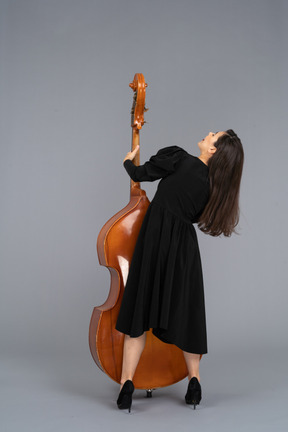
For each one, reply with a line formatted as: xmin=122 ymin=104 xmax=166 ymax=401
xmin=1 ymin=0 xmax=287 ymax=431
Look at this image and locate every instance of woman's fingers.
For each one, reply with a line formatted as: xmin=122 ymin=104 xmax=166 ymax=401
xmin=130 ymin=144 xmax=139 ymax=156
xmin=123 ymin=144 xmax=139 ymax=162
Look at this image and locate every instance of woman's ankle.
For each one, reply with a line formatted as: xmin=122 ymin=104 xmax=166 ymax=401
xmin=120 ymin=378 xmax=133 ymax=390
xmin=188 ymin=374 xmax=200 ymax=382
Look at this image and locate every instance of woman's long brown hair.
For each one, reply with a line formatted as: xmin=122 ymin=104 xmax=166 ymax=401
xmin=197 ymin=129 xmax=244 ymax=237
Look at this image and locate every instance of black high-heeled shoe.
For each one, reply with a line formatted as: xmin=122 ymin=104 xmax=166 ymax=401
xmin=185 ymin=377 xmax=202 ymax=409
xmin=117 ymin=380 xmax=134 ymax=412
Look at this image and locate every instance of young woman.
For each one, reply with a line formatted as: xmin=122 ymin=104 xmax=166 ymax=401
xmin=115 ymin=130 xmax=244 ymax=411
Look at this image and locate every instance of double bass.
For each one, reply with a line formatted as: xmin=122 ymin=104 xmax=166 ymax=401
xmin=89 ymin=73 xmax=202 ymax=395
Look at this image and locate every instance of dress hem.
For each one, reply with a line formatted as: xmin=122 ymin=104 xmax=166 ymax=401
xmin=115 ymin=325 xmax=208 ymax=355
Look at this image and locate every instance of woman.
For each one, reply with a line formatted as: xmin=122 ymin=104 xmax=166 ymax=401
xmin=115 ymin=129 xmax=244 ymax=411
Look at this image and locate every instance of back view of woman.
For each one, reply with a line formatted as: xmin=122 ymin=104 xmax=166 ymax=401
xmin=115 ymin=129 xmax=244 ymax=412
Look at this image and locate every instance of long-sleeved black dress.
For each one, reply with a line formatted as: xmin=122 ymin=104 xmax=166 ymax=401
xmin=115 ymin=145 xmax=210 ymax=354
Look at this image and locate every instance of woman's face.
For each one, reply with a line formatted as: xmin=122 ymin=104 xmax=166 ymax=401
xmin=197 ymin=131 xmax=227 ymax=152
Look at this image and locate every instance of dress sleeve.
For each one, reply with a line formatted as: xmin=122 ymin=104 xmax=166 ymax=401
xmin=123 ymin=146 xmax=187 ymax=182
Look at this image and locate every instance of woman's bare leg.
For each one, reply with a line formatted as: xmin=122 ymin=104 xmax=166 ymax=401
xmin=120 ymin=332 xmax=147 ymax=390
xmin=183 ymin=351 xmax=201 ymax=382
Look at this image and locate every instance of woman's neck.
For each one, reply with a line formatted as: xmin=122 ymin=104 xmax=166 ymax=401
xmin=198 ymin=156 xmax=209 ymax=166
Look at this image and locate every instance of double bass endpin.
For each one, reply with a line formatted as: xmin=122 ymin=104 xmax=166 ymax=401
xmin=146 ymin=389 xmax=153 ymax=398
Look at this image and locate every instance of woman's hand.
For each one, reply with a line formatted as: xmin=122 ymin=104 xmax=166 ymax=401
xmin=123 ymin=144 xmax=139 ymax=163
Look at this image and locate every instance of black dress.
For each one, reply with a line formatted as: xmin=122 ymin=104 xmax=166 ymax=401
xmin=115 ymin=145 xmax=210 ymax=354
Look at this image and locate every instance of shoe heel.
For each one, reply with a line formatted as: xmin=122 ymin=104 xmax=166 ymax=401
xmin=185 ymin=377 xmax=202 ymax=409
xmin=118 ymin=394 xmax=132 ymax=412
xmin=117 ymin=380 xmax=134 ymax=413
xmin=190 ymin=389 xmax=201 ymax=409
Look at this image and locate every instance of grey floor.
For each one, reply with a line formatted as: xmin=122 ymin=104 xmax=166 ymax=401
xmin=1 ymin=345 xmax=287 ymax=432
